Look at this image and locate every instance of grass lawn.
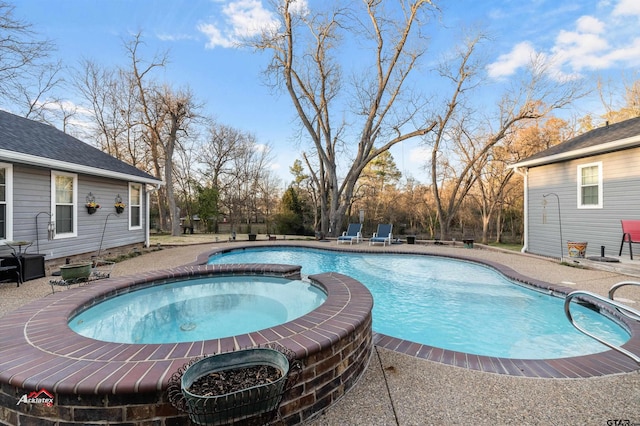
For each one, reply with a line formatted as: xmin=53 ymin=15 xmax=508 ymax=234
xmin=149 ymin=233 xmax=234 ymax=245
xmin=485 ymin=242 xmax=524 ymax=252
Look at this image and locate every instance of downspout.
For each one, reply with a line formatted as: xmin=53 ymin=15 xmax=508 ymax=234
xmin=145 ymin=184 xmax=161 ymax=248
xmin=512 ymin=166 xmax=528 ymax=253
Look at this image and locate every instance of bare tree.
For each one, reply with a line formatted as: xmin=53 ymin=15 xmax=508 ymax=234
xmin=155 ymin=86 xmax=197 ymax=235
xmin=252 ymin=0 xmax=438 ymax=236
xmin=257 ymin=170 xmax=282 ymax=234
xmin=173 ymin=136 xmax=199 ymax=227
xmin=120 ymin=33 xmax=200 ymax=235
xmin=16 ymin=60 xmax=65 ymax=121
xmin=355 ymin=150 xmax=402 ymax=227
xmin=470 ymin=117 xmax=572 ymax=243
xmin=199 ymin=123 xmax=247 ymax=193
xmin=199 ymin=123 xmax=250 ymax=230
xmin=198 ymin=124 xmax=274 ymax=232
xmin=427 ymin=34 xmax=584 ymax=240
xmin=75 ymin=33 xmax=199 ymax=235
xmin=74 ymin=59 xmax=146 ymax=166
xmin=0 ymin=1 xmax=64 ymax=121
xmin=229 ymin=135 xmax=273 ymax=230
xmin=598 ymin=74 xmax=640 ymax=124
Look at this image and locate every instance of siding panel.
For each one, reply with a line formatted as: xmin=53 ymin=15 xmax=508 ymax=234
xmin=2 ymin=164 xmax=148 ymax=261
xmin=526 ymin=148 xmax=640 ymax=258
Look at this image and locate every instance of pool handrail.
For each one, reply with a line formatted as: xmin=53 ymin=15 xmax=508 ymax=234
xmin=608 ymin=281 xmax=640 ymax=322
xmin=564 ymin=290 xmax=640 ymax=364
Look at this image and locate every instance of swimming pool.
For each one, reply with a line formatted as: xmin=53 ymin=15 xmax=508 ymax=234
xmin=69 ymin=276 xmax=326 ymax=343
xmin=208 ymin=247 xmax=629 ymax=359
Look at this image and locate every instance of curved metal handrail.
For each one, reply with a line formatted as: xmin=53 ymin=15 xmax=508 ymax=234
xmin=564 ymin=290 xmax=640 ymax=364
xmin=608 ymin=281 xmax=640 ymax=322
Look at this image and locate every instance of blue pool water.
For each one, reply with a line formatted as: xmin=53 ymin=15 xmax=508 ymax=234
xmin=70 ymin=276 xmax=326 ymax=343
xmin=208 ymin=247 xmax=629 ymax=359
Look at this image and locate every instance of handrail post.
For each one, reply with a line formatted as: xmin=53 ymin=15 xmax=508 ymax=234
xmin=564 ymin=290 xmax=640 ymax=364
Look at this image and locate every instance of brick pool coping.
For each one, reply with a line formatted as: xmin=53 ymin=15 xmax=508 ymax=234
xmin=0 ymin=263 xmax=373 ymax=424
xmin=199 ymin=243 xmax=640 ymax=378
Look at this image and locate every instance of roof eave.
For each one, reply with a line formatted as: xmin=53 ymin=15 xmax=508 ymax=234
xmin=511 ymin=134 xmax=640 ymax=169
xmin=0 ymin=149 xmax=164 ymax=186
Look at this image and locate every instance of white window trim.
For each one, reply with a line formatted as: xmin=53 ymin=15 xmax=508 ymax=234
xmin=577 ymin=161 xmax=603 ymax=209
xmin=51 ymin=171 xmax=78 ymax=238
xmin=0 ymin=162 xmax=13 ymax=242
xmin=129 ymin=182 xmax=142 ymax=230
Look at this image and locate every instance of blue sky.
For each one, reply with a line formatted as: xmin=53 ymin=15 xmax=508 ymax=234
xmin=16 ymin=0 xmax=640 ymax=184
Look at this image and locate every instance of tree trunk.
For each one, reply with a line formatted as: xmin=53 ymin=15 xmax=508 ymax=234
xmin=495 ymin=206 xmax=504 ymax=244
xmin=166 ymin=115 xmax=180 ymax=236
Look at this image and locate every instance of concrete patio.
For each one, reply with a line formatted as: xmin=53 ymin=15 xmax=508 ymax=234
xmin=1 ymin=238 xmax=639 ymax=425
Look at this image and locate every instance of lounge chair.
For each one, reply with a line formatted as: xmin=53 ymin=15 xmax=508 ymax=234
xmin=337 ymin=223 xmax=363 ymax=245
xmin=369 ymin=224 xmax=393 ymax=246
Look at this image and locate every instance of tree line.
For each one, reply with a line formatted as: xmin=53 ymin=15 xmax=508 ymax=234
xmin=1 ymin=1 xmax=637 ymax=242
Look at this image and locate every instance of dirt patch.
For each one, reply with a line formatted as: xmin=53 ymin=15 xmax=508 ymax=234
xmin=187 ymin=365 xmax=282 ymax=396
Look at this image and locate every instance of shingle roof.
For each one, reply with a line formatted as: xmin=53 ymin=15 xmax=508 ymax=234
xmin=0 ymin=110 xmax=161 ymax=183
xmin=515 ymin=116 xmax=640 ymax=167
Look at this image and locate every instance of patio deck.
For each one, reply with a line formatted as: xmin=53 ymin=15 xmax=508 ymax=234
xmin=1 ymin=238 xmax=639 ymax=425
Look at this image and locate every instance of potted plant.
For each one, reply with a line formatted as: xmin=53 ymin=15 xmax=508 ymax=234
xmin=114 ymin=201 xmax=126 ymax=214
xmin=85 ymin=192 xmax=100 ymax=214
xmin=180 ymin=348 xmax=290 ymax=425
xmin=85 ymin=201 xmax=100 ymax=214
xmin=567 ymin=241 xmax=588 ymax=258
xmin=59 ymin=262 xmax=92 ymax=281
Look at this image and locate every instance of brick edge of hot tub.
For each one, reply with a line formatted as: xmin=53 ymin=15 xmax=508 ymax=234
xmin=0 ymin=264 xmax=374 ymax=425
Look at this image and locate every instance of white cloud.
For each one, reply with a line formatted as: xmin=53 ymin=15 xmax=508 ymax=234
xmin=575 ymin=15 xmax=605 ymax=34
xmin=156 ymin=33 xmax=197 ymax=42
xmin=488 ymin=0 xmax=640 ymax=79
xmin=407 ymin=146 xmax=430 ymax=165
xmin=604 ymin=37 xmax=640 ymax=66
xmin=198 ymin=22 xmax=235 ymax=48
xmin=197 ymin=0 xmax=286 ymax=49
xmin=612 ymin=0 xmax=640 ymax=16
xmin=287 ymin=0 xmax=310 ymax=17
xmin=254 ymin=142 xmax=270 ymax=153
xmin=223 ymin=0 xmax=279 ymax=39
xmin=487 ymin=42 xmax=537 ymax=79
xmin=552 ymin=24 xmax=610 ymax=71
xmin=270 ymin=162 xmax=281 ymax=171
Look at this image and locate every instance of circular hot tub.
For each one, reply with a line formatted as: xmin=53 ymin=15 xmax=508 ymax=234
xmin=70 ymin=275 xmax=327 ymax=344
xmin=0 ymin=264 xmax=373 ymax=425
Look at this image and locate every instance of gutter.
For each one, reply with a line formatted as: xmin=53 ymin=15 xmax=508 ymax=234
xmin=511 ymin=134 xmax=640 ymax=169
xmin=511 ymin=166 xmax=528 ymax=254
xmin=145 ymin=184 xmax=161 ymax=248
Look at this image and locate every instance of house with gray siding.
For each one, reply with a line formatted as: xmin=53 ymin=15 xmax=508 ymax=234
xmin=511 ymin=116 xmax=640 ymax=260
xmin=0 ymin=110 xmax=162 ymax=266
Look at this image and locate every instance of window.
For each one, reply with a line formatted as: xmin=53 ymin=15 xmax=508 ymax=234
xmin=0 ymin=164 xmax=12 ymax=241
xmin=577 ymin=162 xmax=602 ymax=208
xmin=52 ymin=172 xmax=77 ymax=237
xmin=129 ymin=183 xmax=142 ymax=229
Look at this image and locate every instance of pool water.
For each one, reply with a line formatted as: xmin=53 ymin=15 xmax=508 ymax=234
xmin=70 ymin=276 xmax=326 ymax=343
xmin=208 ymin=247 xmax=629 ymax=359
